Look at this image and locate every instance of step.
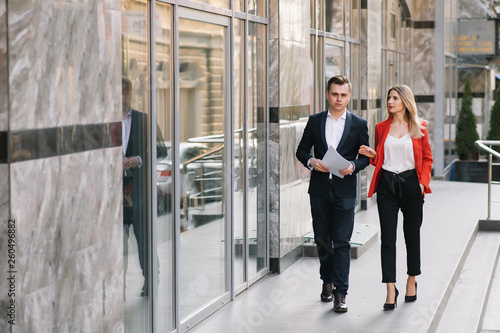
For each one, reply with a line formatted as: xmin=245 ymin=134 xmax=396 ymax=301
xmin=302 ymin=223 xmax=378 ymax=259
xmin=434 ymin=230 xmax=500 ymax=333
xmin=482 ymin=250 xmax=500 ymax=332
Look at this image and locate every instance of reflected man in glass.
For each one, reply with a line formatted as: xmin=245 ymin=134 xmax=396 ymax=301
xmin=122 ymin=77 xmax=167 ymax=297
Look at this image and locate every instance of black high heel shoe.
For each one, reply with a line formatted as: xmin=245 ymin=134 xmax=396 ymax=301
xmin=405 ymin=281 xmax=417 ymax=302
xmin=383 ymin=287 xmax=399 ymax=310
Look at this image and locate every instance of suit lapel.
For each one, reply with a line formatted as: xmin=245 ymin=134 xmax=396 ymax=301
xmin=378 ymin=118 xmax=391 ymax=150
xmin=126 ymin=110 xmax=139 ymax=157
xmin=337 ymin=111 xmax=352 ymax=151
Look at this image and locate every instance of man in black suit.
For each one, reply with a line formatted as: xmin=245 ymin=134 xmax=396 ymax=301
xmin=296 ymin=75 xmax=369 ymax=312
xmin=122 ymin=77 xmax=167 ymax=297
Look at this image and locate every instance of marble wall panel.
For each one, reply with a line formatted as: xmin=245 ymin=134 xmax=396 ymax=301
xmin=360 ymin=8 xmax=368 ymax=100
xmin=458 ymin=68 xmax=486 ymax=92
xmin=413 ymin=0 xmax=435 ymax=21
xmin=0 ymin=0 xmax=7 ymax=131
xmin=8 ymin=0 xmax=121 ymax=131
xmin=279 ymin=40 xmax=313 ymax=107
xmin=8 ymin=147 xmax=123 ymax=332
xmin=269 ymin=188 xmax=280 ymax=258
xmin=279 ymin=120 xmax=310 ymax=185
xmin=0 ymin=164 xmax=9 ymax=331
xmin=412 ymin=28 xmax=435 ymax=96
xmin=269 ymin=0 xmax=279 ymax=39
xmin=269 ymin=38 xmax=280 ymax=108
xmin=367 ymin=1 xmax=382 ymax=101
xmin=269 ymin=122 xmax=280 ymax=258
xmin=279 ymin=0 xmax=309 ymax=44
xmin=278 ymin=121 xmax=311 ymax=257
xmin=279 ymin=181 xmax=310 ymax=256
xmin=458 ymin=0 xmax=487 ymax=19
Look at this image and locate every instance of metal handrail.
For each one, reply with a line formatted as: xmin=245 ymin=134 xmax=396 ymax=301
xmin=474 ymin=140 xmax=500 ymax=219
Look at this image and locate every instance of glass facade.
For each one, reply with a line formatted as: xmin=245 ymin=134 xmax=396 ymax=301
xmin=121 ymin=1 xmax=152 ymax=331
xmin=119 ymin=0 xmax=268 ymax=331
xmin=382 ymin=0 xmax=407 ymax=100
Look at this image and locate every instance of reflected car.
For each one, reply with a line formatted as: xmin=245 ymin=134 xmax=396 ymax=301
xmin=156 ymin=142 xmax=210 ymax=216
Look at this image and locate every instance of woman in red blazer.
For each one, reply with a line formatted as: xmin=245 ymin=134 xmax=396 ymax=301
xmin=359 ymin=85 xmax=433 ymax=310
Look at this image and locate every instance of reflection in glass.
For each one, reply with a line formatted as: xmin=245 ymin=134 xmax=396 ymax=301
xmin=345 ymin=43 xmax=351 ymax=85
xmin=178 ymin=18 xmax=227 ymax=319
xmin=191 ymin=0 xmax=229 ymax=9
xmin=345 ymin=0 xmax=351 ymax=37
xmin=325 ymin=0 xmax=343 ymax=35
xmin=317 ymin=0 xmax=323 ymax=31
xmin=316 ymin=37 xmax=323 ymax=112
xmin=248 ymin=0 xmax=266 ymax=17
xmin=234 ymin=0 xmax=244 ymax=12
xmin=324 ymin=44 xmax=342 ymax=107
xmin=234 ymin=19 xmax=245 ymax=287
xmin=155 ymin=2 xmax=174 ymax=332
xmin=310 ymin=35 xmax=318 ymax=115
xmin=310 ymin=0 xmax=315 ymax=29
xmin=352 ymin=0 xmax=360 ymax=40
xmin=352 ymin=44 xmax=360 ymax=115
xmin=248 ymin=22 xmax=267 ymax=277
xmin=121 ymin=1 xmax=150 ymax=331
xmin=386 ymin=51 xmax=396 ymax=89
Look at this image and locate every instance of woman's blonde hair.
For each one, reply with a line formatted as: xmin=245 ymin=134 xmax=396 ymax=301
xmin=386 ymin=84 xmax=425 ymax=139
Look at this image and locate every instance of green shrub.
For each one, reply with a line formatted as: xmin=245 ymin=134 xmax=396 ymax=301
xmin=455 ymin=78 xmax=480 ymax=155
xmin=487 ymin=88 xmax=500 ymax=141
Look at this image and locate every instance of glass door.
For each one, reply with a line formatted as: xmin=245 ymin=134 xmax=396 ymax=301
xmin=233 ymin=19 xmax=268 ymax=293
xmin=177 ymin=9 xmax=231 ymax=330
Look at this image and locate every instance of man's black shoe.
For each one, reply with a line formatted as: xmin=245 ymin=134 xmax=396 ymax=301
xmin=320 ymin=283 xmax=334 ymax=302
xmin=333 ymin=295 xmax=348 ymax=312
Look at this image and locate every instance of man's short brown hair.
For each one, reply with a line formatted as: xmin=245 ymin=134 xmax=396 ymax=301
xmin=327 ymin=75 xmax=351 ymax=93
xmin=122 ymin=77 xmax=132 ymax=95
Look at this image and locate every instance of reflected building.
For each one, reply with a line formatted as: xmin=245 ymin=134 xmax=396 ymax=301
xmin=0 ymin=0 xmax=498 ymax=332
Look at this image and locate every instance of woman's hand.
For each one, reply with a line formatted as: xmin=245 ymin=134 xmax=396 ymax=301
xmin=358 ymin=145 xmax=376 ymax=159
xmin=419 ymin=183 xmax=425 ymax=194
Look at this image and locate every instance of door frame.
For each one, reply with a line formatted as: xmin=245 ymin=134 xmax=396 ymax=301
xmin=175 ymin=7 xmax=233 ymax=332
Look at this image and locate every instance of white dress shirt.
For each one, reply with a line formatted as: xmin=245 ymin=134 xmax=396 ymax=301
xmin=308 ymin=109 xmax=354 ymax=175
xmin=122 ymin=109 xmax=142 ymax=167
xmin=122 ymin=109 xmax=132 ymax=157
xmin=326 ymin=109 xmax=346 ymax=150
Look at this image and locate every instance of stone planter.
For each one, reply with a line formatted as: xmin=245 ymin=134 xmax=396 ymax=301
xmin=458 ymin=152 xmax=479 ymax=161
xmin=452 ymin=160 xmax=500 ymax=183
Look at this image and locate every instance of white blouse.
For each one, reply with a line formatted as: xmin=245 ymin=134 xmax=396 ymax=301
xmin=382 ymin=133 xmax=415 ymax=173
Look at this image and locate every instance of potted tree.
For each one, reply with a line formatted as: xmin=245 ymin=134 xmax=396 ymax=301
xmin=455 ymin=78 xmax=480 ymax=160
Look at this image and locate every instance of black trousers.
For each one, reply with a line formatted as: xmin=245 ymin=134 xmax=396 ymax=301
xmin=376 ymin=169 xmax=423 ymax=283
xmin=310 ymin=186 xmax=355 ymax=296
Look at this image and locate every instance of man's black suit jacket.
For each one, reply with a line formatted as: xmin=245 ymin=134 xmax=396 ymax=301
xmin=296 ymin=110 xmax=370 ymax=199
xmin=125 ymin=109 xmax=167 ymax=224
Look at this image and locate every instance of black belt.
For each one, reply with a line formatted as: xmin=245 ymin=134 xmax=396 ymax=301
xmin=382 ymin=169 xmax=416 ymax=197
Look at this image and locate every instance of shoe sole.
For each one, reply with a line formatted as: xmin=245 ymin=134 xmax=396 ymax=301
xmin=333 ymin=308 xmax=348 ymax=313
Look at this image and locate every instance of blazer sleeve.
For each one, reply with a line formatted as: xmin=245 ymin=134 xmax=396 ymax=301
xmin=352 ymin=118 xmax=370 ymax=172
xmin=419 ymin=123 xmax=433 ymax=192
xmin=370 ymin=123 xmax=383 ymax=166
xmin=296 ymin=116 xmax=315 ymax=168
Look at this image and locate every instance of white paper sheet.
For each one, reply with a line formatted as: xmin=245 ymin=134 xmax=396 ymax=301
xmin=322 ymin=146 xmax=351 ymax=179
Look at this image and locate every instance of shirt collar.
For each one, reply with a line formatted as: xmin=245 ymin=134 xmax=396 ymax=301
xmin=124 ymin=108 xmax=132 ymax=119
xmin=327 ymin=109 xmax=347 ymax=120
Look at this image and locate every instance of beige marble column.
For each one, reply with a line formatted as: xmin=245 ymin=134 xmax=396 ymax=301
xmin=0 ymin=1 xmax=124 ymax=332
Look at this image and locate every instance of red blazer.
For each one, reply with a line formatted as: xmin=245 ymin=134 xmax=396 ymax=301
xmin=367 ymin=117 xmax=433 ymax=198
